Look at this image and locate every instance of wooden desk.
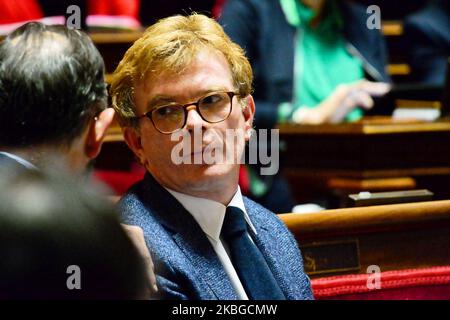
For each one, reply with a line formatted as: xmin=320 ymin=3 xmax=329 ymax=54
xmin=279 ymin=200 xmax=450 ymax=278
xmin=278 ymin=118 xmax=450 ymax=206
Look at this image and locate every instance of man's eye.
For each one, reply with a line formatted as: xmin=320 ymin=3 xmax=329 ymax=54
xmin=202 ymin=94 xmax=224 ymax=105
xmin=155 ymin=106 xmax=175 ymax=117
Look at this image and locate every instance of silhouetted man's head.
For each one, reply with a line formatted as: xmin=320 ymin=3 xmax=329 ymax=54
xmin=0 ymin=22 xmax=114 ymax=171
xmin=0 ymin=167 xmax=148 ymax=299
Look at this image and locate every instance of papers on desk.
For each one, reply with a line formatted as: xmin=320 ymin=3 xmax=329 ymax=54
xmin=392 ymin=99 xmax=442 ymax=122
xmin=392 ymin=108 xmax=441 ymax=122
xmin=291 ymin=203 xmax=326 ymax=214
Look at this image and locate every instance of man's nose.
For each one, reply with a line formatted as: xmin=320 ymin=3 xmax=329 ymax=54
xmin=185 ymin=105 xmax=206 ymax=131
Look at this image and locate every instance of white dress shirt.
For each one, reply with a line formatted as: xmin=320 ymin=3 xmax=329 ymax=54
xmin=165 ymin=186 xmax=257 ymax=300
xmin=0 ymin=151 xmax=37 ymax=170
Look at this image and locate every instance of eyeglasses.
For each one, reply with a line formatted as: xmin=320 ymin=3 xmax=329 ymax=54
xmin=136 ymin=91 xmax=239 ymax=134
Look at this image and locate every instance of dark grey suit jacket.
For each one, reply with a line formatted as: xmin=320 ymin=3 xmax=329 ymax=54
xmin=0 ymin=152 xmax=33 ymax=172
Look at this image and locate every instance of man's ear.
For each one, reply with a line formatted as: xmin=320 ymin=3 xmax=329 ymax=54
xmin=242 ymin=95 xmax=255 ymax=141
xmin=123 ymin=126 xmax=147 ymax=167
xmin=85 ymin=108 xmax=115 ymax=159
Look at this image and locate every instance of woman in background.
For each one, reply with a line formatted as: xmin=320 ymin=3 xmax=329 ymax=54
xmin=219 ymin=0 xmax=391 ymax=127
xmin=219 ymin=0 xmax=391 ymax=212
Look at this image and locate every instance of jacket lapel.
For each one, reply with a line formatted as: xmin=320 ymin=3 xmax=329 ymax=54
xmin=172 ymin=232 xmax=238 ymax=300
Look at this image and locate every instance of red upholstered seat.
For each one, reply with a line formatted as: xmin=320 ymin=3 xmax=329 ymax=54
xmin=212 ymin=0 xmax=227 ymax=18
xmin=88 ymin=0 xmax=140 ymax=18
xmin=311 ymin=266 xmax=450 ymax=300
xmin=0 ymin=0 xmax=43 ymax=24
xmin=93 ymin=167 xmax=145 ymax=195
xmin=94 ymin=164 xmax=251 ymax=196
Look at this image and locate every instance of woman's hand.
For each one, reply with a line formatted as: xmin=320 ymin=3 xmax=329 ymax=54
xmin=292 ymin=80 xmax=391 ymax=124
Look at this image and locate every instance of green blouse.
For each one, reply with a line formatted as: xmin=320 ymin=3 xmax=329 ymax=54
xmin=279 ymin=0 xmax=364 ymax=122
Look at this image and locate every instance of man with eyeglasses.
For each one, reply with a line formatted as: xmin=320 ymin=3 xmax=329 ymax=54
xmin=110 ymin=13 xmax=313 ymax=300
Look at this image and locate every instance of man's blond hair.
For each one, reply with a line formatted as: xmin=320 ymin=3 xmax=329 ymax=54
xmin=110 ymin=13 xmax=253 ymax=128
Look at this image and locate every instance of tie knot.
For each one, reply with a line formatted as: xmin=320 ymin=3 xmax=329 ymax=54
xmin=221 ymin=206 xmax=248 ymax=239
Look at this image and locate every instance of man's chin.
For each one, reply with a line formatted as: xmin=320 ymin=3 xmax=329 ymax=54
xmin=180 ymin=162 xmax=236 ymax=178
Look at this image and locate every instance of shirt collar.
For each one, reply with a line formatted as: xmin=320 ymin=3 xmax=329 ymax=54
xmin=0 ymin=151 xmax=37 ymax=170
xmin=165 ymin=186 xmax=257 ymax=242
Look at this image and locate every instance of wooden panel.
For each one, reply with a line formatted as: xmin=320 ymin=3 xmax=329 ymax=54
xmin=278 ymin=119 xmax=450 ymax=135
xmin=279 ymin=200 xmax=450 ymax=277
xmin=0 ymin=19 xmax=412 ymax=80
xmin=278 ymin=119 xmax=450 ymax=204
xmin=280 ymin=200 xmax=450 ymax=238
xmin=89 ymin=31 xmax=142 ymax=44
xmin=382 ymin=21 xmax=403 ymax=36
xmin=387 ymin=63 xmax=410 ymax=76
xmin=103 ymin=125 xmax=123 ymax=143
xmin=327 ymin=177 xmax=417 ymax=192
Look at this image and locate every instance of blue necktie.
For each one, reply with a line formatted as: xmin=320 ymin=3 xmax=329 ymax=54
xmin=221 ymin=206 xmax=285 ymax=300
